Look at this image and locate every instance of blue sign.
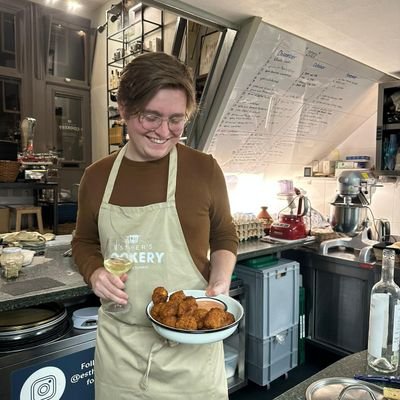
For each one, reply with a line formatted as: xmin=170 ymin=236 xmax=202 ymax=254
xmin=11 ymin=347 xmax=95 ymax=400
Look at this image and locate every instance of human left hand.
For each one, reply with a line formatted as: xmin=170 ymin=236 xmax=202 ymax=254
xmin=205 ymin=280 xmax=230 ymax=296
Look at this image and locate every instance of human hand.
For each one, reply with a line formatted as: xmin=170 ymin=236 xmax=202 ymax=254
xmin=89 ymin=267 xmax=129 ymax=305
xmin=205 ymin=280 xmax=230 ymax=297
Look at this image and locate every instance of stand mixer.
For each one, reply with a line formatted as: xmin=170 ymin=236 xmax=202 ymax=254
xmin=319 ymin=170 xmax=378 ymax=261
xmin=270 ymin=189 xmax=311 ymax=240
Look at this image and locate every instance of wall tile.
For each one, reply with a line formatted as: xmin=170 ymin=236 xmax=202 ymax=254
xmin=369 ymin=184 xmax=395 ymax=221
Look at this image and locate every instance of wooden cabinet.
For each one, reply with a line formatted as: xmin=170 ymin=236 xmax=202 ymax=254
xmin=283 ymin=249 xmax=376 ymax=356
xmin=376 ymin=81 xmax=400 ymax=176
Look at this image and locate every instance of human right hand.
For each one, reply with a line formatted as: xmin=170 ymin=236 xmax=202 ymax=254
xmin=89 ymin=267 xmax=129 ymax=305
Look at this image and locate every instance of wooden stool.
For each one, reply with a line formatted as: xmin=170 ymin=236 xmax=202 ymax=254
xmin=9 ymin=206 xmax=44 ymax=234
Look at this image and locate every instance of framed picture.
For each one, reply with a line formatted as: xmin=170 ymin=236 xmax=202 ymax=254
xmin=199 ymin=31 xmax=220 ymax=77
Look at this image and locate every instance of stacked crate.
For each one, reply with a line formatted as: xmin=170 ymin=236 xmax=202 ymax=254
xmin=235 ymin=258 xmax=299 ymax=386
xmin=298 ymin=286 xmax=306 ymax=365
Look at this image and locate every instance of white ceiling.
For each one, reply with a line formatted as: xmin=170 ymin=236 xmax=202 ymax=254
xmin=34 ymin=0 xmax=400 ymax=79
xmin=170 ymin=0 xmax=400 ymax=78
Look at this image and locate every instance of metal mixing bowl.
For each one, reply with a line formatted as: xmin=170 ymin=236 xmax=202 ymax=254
xmin=330 ymin=204 xmax=367 ymax=237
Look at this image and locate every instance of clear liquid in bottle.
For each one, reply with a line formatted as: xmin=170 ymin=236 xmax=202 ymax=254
xmin=367 ymin=248 xmax=400 ymax=372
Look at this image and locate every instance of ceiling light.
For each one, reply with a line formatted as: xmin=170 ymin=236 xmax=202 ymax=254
xmin=110 ymin=12 xmax=121 ymax=23
xmin=67 ymin=1 xmax=81 ymax=12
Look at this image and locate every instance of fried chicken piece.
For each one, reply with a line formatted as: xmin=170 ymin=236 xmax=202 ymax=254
xmin=203 ymin=308 xmax=228 ymax=329
xmin=193 ymin=308 xmax=209 ymax=329
xmin=152 ymin=287 xmax=168 ymax=304
xmin=169 ymin=290 xmax=186 ymax=304
xmin=224 ymin=311 xmax=235 ymax=326
xmin=176 ymin=315 xmax=197 ymax=330
xmin=150 ymin=302 xmax=165 ymax=319
xmin=158 ymin=302 xmax=178 ymax=320
xmin=177 ymin=297 xmax=198 ymax=317
xmin=161 ymin=315 xmax=177 ymax=328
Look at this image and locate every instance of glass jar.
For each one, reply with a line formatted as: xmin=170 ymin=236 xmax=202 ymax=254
xmin=0 ymin=247 xmax=24 ymax=279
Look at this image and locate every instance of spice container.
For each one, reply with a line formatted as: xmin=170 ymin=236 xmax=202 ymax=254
xmin=0 ymin=247 xmax=24 ymax=279
xmin=257 ymin=206 xmax=274 ymax=235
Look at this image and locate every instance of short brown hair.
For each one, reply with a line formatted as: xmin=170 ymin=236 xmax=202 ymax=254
xmin=117 ymin=52 xmax=197 ymax=118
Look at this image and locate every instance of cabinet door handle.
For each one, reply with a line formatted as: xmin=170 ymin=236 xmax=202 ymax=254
xmin=276 ymin=270 xmax=287 ymax=279
xmin=274 ymin=330 xmax=288 ymax=344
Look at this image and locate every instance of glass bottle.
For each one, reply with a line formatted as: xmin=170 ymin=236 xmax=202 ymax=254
xmin=383 ymin=134 xmax=397 ymax=171
xmin=367 ymin=248 xmax=400 ymax=372
xmin=109 ymin=70 xmax=115 ymax=90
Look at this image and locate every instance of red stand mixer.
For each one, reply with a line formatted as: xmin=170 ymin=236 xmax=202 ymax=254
xmin=269 ymin=189 xmax=310 ymax=240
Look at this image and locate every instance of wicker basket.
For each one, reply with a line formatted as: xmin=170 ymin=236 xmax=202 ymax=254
xmin=0 ymin=160 xmax=20 ymax=182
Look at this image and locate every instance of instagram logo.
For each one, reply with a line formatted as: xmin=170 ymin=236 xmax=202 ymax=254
xmin=31 ymin=375 xmax=56 ymax=400
xmin=20 ymin=367 xmax=66 ymax=400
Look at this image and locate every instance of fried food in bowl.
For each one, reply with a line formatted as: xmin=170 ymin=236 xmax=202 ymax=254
xmin=152 ymin=286 xmax=168 ymax=304
xmin=146 ymin=289 xmax=244 ymax=345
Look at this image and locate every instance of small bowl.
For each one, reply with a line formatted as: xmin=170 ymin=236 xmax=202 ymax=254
xmin=21 ymin=249 xmax=35 ymax=266
xmin=146 ymin=289 xmax=244 ymax=345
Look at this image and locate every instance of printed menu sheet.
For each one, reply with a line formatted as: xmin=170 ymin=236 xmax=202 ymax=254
xmin=203 ymin=22 xmax=389 ymax=176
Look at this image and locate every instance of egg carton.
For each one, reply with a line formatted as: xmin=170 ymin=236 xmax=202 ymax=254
xmin=234 ymin=222 xmax=263 ymax=230
xmin=236 ymin=227 xmax=264 ymax=242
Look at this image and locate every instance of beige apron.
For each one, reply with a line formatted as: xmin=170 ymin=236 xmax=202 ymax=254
xmin=95 ymin=145 xmax=228 ymax=400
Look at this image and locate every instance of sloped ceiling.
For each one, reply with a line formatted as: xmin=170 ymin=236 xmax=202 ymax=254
xmin=172 ymin=0 xmax=400 ymax=176
xmin=195 ymin=18 xmax=394 ymax=177
xmin=32 ymin=0 xmax=400 ymax=177
xmin=33 ymin=0 xmax=400 ymax=78
xmin=175 ymin=0 xmax=400 ymax=79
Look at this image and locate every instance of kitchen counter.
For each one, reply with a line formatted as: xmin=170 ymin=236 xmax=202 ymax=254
xmin=0 ymin=236 xmax=91 ymax=311
xmin=275 ymin=350 xmax=382 ymax=400
xmin=237 ymin=237 xmax=315 ymax=261
xmin=0 ymin=236 xmax=313 ymax=311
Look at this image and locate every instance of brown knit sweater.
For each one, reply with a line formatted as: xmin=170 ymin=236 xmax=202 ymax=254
xmin=72 ymin=143 xmax=238 ymax=284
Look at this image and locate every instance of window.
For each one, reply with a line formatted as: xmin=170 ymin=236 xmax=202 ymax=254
xmin=48 ymin=23 xmax=86 ymax=81
xmin=0 ymin=76 xmax=20 ymax=141
xmin=0 ymin=11 xmax=16 ymax=68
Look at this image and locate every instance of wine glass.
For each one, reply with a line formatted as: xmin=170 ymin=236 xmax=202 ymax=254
xmin=102 ymin=236 xmax=134 ymax=313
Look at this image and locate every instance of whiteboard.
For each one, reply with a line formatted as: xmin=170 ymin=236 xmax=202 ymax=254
xmin=199 ymin=19 xmax=395 ymax=177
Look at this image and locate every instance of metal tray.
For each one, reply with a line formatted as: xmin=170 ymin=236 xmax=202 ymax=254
xmin=306 ymin=377 xmax=384 ymax=400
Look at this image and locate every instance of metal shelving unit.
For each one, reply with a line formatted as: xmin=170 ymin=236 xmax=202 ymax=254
xmin=105 ymin=1 xmax=164 ymax=153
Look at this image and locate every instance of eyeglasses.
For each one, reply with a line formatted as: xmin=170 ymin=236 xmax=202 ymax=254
xmin=138 ymin=112 xmax=187 ymax=134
